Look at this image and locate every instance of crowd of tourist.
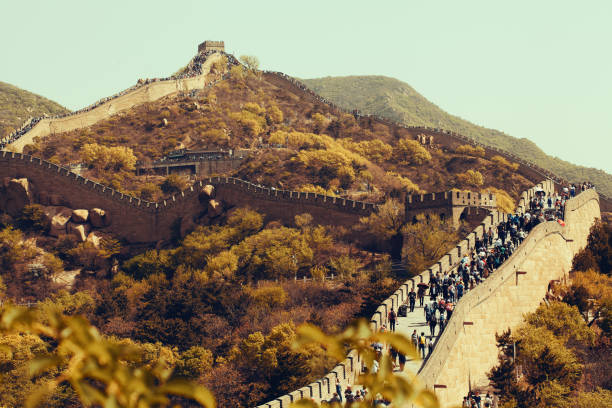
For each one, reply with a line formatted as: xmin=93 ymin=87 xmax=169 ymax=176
xmin=0 ymin=50 xmax=238 ymax=150
xmin=463 ymin=391 xmax=495 ymax=408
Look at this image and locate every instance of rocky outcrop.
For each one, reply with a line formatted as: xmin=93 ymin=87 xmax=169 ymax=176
xmin=71 ymin=209 xmax=89 ymax=223
xmin=44 ymin=206 xmax=73 ymax=237
xmin=86 ymin=231 xmax=101 ymax=248
xmin=3 ymin=178 xmax=34 ymax=215
xmin=90 ymin=208 xmax=110 ymax=228
xmin=68 ymin=222 xmax=91 ymax=242
xmin=208 ymin=199 xmax=223 ymax=218
xmin=201 ymin=184 xmax=215 ymax=199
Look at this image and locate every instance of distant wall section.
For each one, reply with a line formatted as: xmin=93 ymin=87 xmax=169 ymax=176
xmin=0 ymin=153 xmax=376 ymax=244
xmin=8 ymin=53 xmax=224 ymax=153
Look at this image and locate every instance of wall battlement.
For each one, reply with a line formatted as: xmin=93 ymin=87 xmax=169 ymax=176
xmin=406 ymin=190 xmax=496 ymax=209
xmin=254 ymin=180 xmax=585 ymax=408
xmin=0 ymin=152 xmax=377 ymax=243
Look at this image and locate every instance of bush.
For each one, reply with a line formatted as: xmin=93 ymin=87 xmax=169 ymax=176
xmin=16 ymin=204 xmax=48 ymax=232
xmin=160 ymin=174 xmax=188 ymax=195
xmin=455 ymin=144 xmax=486 ymax=157
xmin=266 ymin=105 xmax=284 ymax=125
xmin=491 ymin=155 xmax=519 ymax=171
xmin=395 ymin=138 xmax=432 ymax=165
xmin=139 ymin=183 xmax=160 ymax=201
xmin=80 ymin=143 xmax=137 ymax=171
xmin=456 ymin=169 xmax=484 ymax=187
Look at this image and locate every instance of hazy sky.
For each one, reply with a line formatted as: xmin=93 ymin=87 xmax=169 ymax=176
xmin=2 ymin=0 xmax=610 ymax=173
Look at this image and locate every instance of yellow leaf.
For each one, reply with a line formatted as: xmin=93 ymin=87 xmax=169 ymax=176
xmin=160 ymin=379 xmax=217 ymax=408
xmin=29 ymin=355 xmax=62 ymax=377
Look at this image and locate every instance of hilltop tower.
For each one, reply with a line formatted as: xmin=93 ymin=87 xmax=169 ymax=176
xmin=198 ymin=41 xmax=225 ymax=53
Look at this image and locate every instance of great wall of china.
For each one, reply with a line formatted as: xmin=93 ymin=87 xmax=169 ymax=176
xmin=0 ymin=49 xmax=605 ymax=406
xmin=0 ymin=152 xmax=376 ymax=243
xmin=4 ymin=50 xmax=611 ymax=214
xmin=254 ymin=180 xmax=600 ymax=407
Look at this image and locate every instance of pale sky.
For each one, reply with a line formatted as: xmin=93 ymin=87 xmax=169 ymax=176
xmin=2 ymin=0 xmax=610 ymax=173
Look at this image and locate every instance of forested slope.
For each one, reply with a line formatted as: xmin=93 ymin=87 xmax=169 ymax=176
xmin=302 ymin=76 xmax=612 ymax=197
xmin=0 ymin=81 xmax=69 ymax=137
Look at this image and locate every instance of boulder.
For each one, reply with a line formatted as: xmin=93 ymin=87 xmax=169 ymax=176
xmin=68 ymin=222 xmax=90 ymax=242
xmin=5 ymin=178 xmax=34 ymax=215
xmin=180 ymin=216 xmax=197 ymax=238
xmin=71 ymin=209 xmax=89 ymax=224
xmin=90 ymin=208 xmax=110 ymax=228
xmin=202 ymin=184 xmax=215 ymax=199
xmin=44 ymin=206 xmax=73 ymax=237
xmin=207 ymin=199 xmax=223 ymax=218
xmin=86 ymin=231 xmax=101 ymax=248
xmin=161 ymin=118 xmax=168 ymax=127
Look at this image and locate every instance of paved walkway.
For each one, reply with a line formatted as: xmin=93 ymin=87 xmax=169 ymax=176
xmin=392 ymin=294 xmax=438 ymax=374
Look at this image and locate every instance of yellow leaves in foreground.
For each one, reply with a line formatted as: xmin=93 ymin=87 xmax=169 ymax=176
xmin=0 ymin=304 xmax=216 ymax=408
xmin=292 ymin=319 xmax=438 ymax=408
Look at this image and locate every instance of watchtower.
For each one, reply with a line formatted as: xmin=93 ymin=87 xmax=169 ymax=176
xmin=198 ymin=41 xmax=225 ymax=53
xmin=405 ymin=190 xmax=497 ymax=228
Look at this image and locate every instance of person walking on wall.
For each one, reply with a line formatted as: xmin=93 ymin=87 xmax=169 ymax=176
xmin=417 ymin=285 xmax=425 ymax=307
xmin=388 ymin=309 xmax=397 ymax=332
xmin=418 ymin=332 xmax=427 ymax=359
xmin=335 ymin=378 xmax=342 ymax=403
xmin=408 ymin=288 xmax=416 ymax=312
xmin=428 ymin=312 xmax=437 ymax=336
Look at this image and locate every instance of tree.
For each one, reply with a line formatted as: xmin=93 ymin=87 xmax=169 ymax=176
xmin=292 ymin=319 xmax=437 ymax=408
xmin=572 ymin=220 xmax=612 ymax=275
xmin=16 ymin=204 xmax=48 ymax=232
xmin=394 ymin=138 xmax=431 ymax=165
xmin=160 ymin=174 xmax=188 ymax=195
xmin=456 ymin=169 xmax=484 ymax=187
xmin=563 ymin=269 xmax=612 ymax=329
xmin=402 ymin=214 xmax=458 ymax=275
xmin=0 ymin=305 xmax=216 ymax=408
xmin=239 ymin=55 xmax=260 ymax=72
xmin=359 ymin=199 xmax=405 ymax=242
xmin=80 ymin=143 xmax=137 ymax=171
xmin=481 ymin=187 xmax=515 ymax=214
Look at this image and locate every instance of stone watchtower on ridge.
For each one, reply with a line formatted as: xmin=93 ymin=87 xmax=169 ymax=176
xmin=198 ymin=41 xmax=225 ymax=53
xmin=405 ymin=190 xmax=497 ymax=229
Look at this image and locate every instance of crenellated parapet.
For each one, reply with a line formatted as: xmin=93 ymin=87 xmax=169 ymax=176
xmin=0 ymin=153 xmax=377 ymax=243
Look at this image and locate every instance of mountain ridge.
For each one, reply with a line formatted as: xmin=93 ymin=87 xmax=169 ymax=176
xmin=0 ymin=81 xmax=69 ymax=138
xmin=302 ymin=75 xmax=612 ymax=197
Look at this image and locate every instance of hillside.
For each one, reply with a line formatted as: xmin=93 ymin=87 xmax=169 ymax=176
xmin=302 ymin=76 xmax=612 ymax=197
xmin=24 ymin=67 xmax=533 ymax=205
xmin=0 ymin=81 xmax=69 ymax=137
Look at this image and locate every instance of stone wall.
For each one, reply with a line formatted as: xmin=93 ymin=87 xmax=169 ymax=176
xmin=0 ymin=153 xmax=376 ymax=243
xmin=7 ymin=53 xmax=224 ymax=153
xmin=263 ymin=71 xmax=612 ymax=212
xmin=254 ymin=180 xmax=558 ymax=407
xmin=417 ymin=189 xmax=600 ymax=406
